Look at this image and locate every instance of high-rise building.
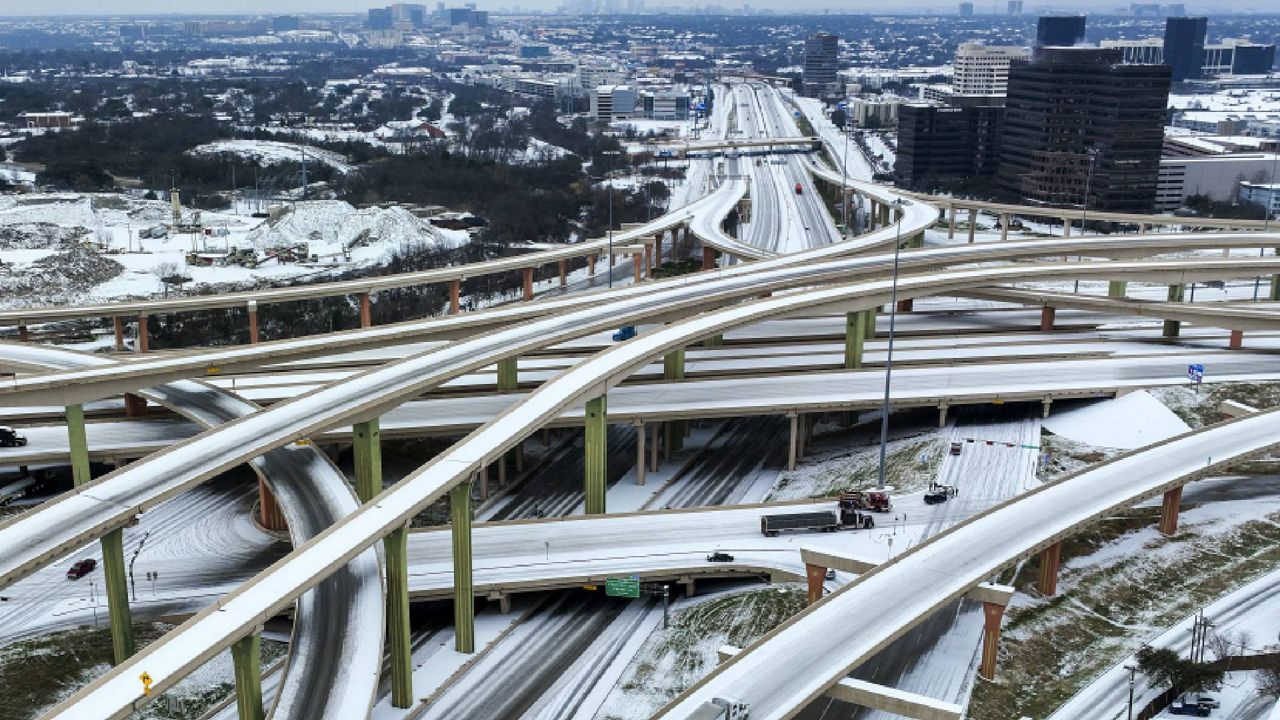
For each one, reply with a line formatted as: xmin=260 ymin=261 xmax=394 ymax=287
xmin=958 ymin=2 xmax=974 ymax=16
xmin=1035 ymin=15 xmax=1086 ymax=48
xmin=368 ymin=8 xmax=394 ymax=29
xmin=952 ymin=43 xmax=1031 ymax=96
xmin=1164 ymin=16 xmax=1207 ymax=81
xmin=895 ymin=103 xmax=1004 ymax=191
xmin=1007 ymin=0 xmax=1023 ymax=15
xmin=998 ymin=47 xmax=1171 ymax=212
xmin=1231 ymin=43 xmax=1277 ymax=74
xmin=802 ymin=33 xmax=839 ymax=98
xmin=272 ymin=15 xmax=301 ymax=32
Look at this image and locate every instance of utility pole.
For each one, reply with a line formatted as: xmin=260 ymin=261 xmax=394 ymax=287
xmin=876 ymin=198 xmax=908 ymax=490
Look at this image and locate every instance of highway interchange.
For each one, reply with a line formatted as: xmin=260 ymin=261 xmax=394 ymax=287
xmin=4 ymin=82 xmax=1280 ymax=720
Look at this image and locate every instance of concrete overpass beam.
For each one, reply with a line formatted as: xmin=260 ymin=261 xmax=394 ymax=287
xmin=353 ymin=418 xmax=381 ymax=503
xmin=1164 ymin=284 xmax=1185 ymax=337
xmin=967 ymin=208 xmax=977 ymax=244
xmin=805 ymin=563 xmax=825 ymax=605
xmin=136 ymin=314 xmax=149 ymax=353
xmin=247 ymin=300 xmax=259 ymax=344
xmin=844 ymin=310 xmax=865 ymax=370
xmin=113 ymin=316 xmax=124 ymax=351
xmin=449 ymin=480 xmax=474 ymax=656
xmin=388 ymin=522 xmax=415 ymax=702
xmin=231 ymin=632 xmax=265 ymax=720
xmin=1107 ymin=280 xmax=1127 ymax=299
xmin=1038 ymin=541 xmax=1061 ymax=597
xmin=1039 ymin=306 xmax=1056 ymax=332
xmin=634 ymin=420 xmax=646 ymax=486
xmin=449 ymin=279 xmax=461 ymax=315
xmin=585 ymin=396 xmax=608 ymax=515
xmin=1160 ymin=485 xmax=1183 ymax=536
xmin=101 ymin=527 xmax=135 ymax=664
xmin=358 ymin=292 xmax=372 ymax=328
xmin=522 ymin=267 xmax=534 ymax=301
xmin=1229 ymin=329 xmax=1244 ymax=350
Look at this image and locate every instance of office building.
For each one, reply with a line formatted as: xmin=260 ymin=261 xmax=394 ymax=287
xmin=1239 ymin=182 xmax=1280 ymax=217
xmin=958 ymin=2 xmax=974 ymax=16
xmin=1230 ymin=43 xmax=1277 ymax=74
xmin=848 ymin=96 xmax=904 ymax=128
xmin=803 ymin=33 xmax=839 ymax=98
xmin=895 ymin=103 xmax=1004 ymax=191
xmin=1104 ymin=36 xmax=1276 ymax=76
xmin=273 ymin=16 xmax=301 ymax=32
xmin=952 ymin=43 xmax=1031 ymax=96
xmin=368 ymin=8 xmax=393 ymax=29
xmin=1164 ymin=16 xmax=1207 ymax=81
xmin=1100 ymin=38 xmax=1165 ymax=64
xmin=1036 ymin=16 xmax=1086 ymax=48
xmin=1156 ymin=153 xmax=1280 ymax=211
xmin=998 ymin=47 xmax=1171 ymax=212
xmin=590 ymin=85 xmax=637 ymax=120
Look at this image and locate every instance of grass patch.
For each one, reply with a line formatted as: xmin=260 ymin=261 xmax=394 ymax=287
xmin=652 ymin=259 xmax=702 ymax=279
xmin=768 ymin=427 xmax=946 ymax=500
xmin=1151 ymin=383 xmax=1280 ymax=429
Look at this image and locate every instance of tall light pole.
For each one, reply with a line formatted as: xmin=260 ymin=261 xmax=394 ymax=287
xmin=838 ymin=101 xmax=850 ymax=236
xmin=1124 ymin=664 xmax=1137 ymax=720
xmin=877 ymin=198 xmax=910 ymax=490
xmin=1265 ymin=150 xmax=1278 ymax=232
xmin=1075 ymin=147 xmax=1098 ymax=294
xmin=128 ymin=530 xmax=150 ymax=601
xmin=600 ymin=150 xmax=622 ymax=288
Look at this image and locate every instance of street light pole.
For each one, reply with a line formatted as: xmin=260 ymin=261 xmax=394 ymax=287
xmin=1124 ymin=664 xmax=1137 ymax=720
xmin=1075 ymin=148 xmax=1097 ymax=294
xmin=600 ymin=150 xmax=622 ymax=288
xmin=128 ymin=530 xmax=150 ymax=602
xmin=876 ymin=198 xmax=908 ymax=490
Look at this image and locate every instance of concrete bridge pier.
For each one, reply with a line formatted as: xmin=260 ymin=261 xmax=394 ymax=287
xmin=354 ymin=418 xmax=414 ymax=705
xmin=558 ymin=260 xmax=567 ymax=288
xmin=257 ymin=479 xmax=287 ymax=531
xmin=633 ymin=257 xmax=643 ymax=284
xmin=124 ymin=392 xmax=148 ymax=418
xmin=805 ymin=563 xmax=826 ymax=604
xmin=1229 ymin=329 xmax=1244 ymax=350
xmin=843 ymin=310 xmax=866 ymax=369
xmin=1160 ymin=485 xmax=1183 ymax=536
xmin=980 ymin=600 xmax=1006 ymax=681
xmin=66 ymin=403 xmax=137 ymax=664
xmin=947 ymin=205 xmax=956 ymax=239
xmin=1164 ymin=284 xmax=1185 ymax=337
xmin=136 ymin=314 xmax=149 ymax=352
xmin=787 ymin=411 xmax=800 ymax=471
xmin=633 ymin=420 xmax=646 ymax=485
xmin=702 ymin=247 xmax=716 ymax=270
xmin=1061 ymin=217 xmax=1071 ymax=238
xmin=497 ymin=357 xmax=518 ymax=393
xmin=584 ymin=396 xmax=608 ymax=515
xmin=449 ymin=279 xmax=461 ymax=314
xmin=703 ymin=334 xmax=724 ymax=347
xmin=1039 ymin=306 xmax=1056 ymax=332
xmin=231 ymin=632 xmax=265 ymax=720
xmin=937 ymin=405 xmax=948 ymax=428
xmin=967 ymin=208 xmax=977 ymax=244
xmin=358 ymin=292 xmax=372 ymax=328
xmin=588 ymin=254 xmax=596 ymax=278
xmin=1107 ymin=280 xmax=1127 ymax=298
xmin=522 ymin=267 xmax=534 ymax=301
xmin=664 ymin=348 xmax=686 ymax=453
xmin=450 ymin=480 xmax=474 ymax=655
xmin=113 ymin=316 xmax=125 ymax=351
xmin=1038 ymin=541 xmax=1062 ymax=597
xmin=999 ymin=213 xmax=1009 ymax=242
xmin=654 ymin=232 xmax=664 ymax=269
xmin=247 ymin=300 xmax=259 ymax=344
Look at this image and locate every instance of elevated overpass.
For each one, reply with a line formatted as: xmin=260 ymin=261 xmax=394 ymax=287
xmin=34 ymin=254 xmax=1280 ymax=720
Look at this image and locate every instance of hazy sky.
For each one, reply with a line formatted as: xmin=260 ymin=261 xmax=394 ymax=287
xmin=0 ymin=0 xmax=1270 ymax=15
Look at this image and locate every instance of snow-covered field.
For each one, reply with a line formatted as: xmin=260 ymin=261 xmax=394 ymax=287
xmin=0 ymin=194 xmax=463 ymax=308
xmin=189 ymin=139 xmax=355 ymax=173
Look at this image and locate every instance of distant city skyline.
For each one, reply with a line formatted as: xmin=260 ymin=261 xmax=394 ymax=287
xmin=3 ymin=1 xmax=1278 ymax=16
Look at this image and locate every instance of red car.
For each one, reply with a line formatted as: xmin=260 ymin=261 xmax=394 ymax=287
xmin=66 ymin=558 xmax=96 ymax=580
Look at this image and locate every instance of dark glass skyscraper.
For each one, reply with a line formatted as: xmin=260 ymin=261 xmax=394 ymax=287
xmin=1163 ymin=17 xmax=1207 ymax=81
xmin=802 ymin=33 xmax=839 ymax=98
xmin=998 ymin=47 xmax=1171 ymax=212
xmin=1035 ymin=16 xmax=1086 ymax=47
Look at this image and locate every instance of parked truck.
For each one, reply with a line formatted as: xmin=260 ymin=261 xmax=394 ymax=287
xmin=761 ymin=507 xmax=873 ymax=537
xmin=0 ymin=426 xmax=28 ymax=448
xmin=839 ymin=490 xmax=893 ymax=513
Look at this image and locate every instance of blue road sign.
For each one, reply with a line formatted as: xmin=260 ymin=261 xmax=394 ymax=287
xmin=1187 ymin=363 xmax=1204 ymax=383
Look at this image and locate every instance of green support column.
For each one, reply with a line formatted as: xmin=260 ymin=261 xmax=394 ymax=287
xmin=1271 ymin=273 xmax=1280 ymax=302
xmin=663 ymin=349 xmax=686 ymax=452
xmin=353 ymin=418 xmax=381 ymax=503
xmin=844 ymin=311 xmax=865 ymax=370
xmin=231 ymin=633 xmax=265 ymax=720
xmin=100 ymin=527 xmax=134 ymax=664
xmin=584 ymin=396 xmax=608 ymax=515
xmin=66 ymin=404 xmax=91 ymax=487
xmin=703 ymin=334 xmax=724 ymax=348
xmin=1107 ymin=280 xmax=1128 ymax=298
xmin=1164 ymin=283 xmax=1185 ymax=338
xmin=386 ymin=523 xmax=415 ymax=702
xmin=449 ymin=481 xmax=474 ymax=656
xmin=496 ymin=357 xmax=518 ymax=392
xmin=866 ymin=307 xmax=877 ymax=339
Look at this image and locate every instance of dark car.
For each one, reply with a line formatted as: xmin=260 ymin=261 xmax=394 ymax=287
xmin=707 ymin=551 xmax=734 ymax=563
xmin=1168 ymin=701 xmax=1210 ymax=717
xmin=66 ymin=558 xmax=97 ymax=580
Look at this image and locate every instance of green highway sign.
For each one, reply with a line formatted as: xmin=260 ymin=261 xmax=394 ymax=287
xmin=605 ymin=577 xmax=640 ymax=598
